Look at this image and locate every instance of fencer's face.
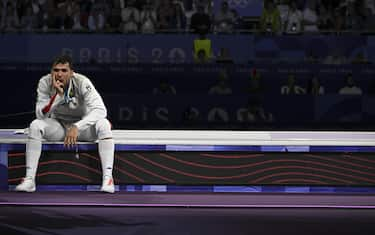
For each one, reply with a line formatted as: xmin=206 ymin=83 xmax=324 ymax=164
xmin=51 ymin=63 xmax=73 ymax=88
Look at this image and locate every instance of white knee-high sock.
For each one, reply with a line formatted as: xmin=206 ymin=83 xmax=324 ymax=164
xmin=98 ymin=138 xmax=114 ymax=177
xmin=25 ymin=138 xmax=42 ymax=179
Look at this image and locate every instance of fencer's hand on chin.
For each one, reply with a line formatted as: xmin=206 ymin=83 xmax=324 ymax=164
xmin=64 ymin=125 xmax=78 ymax=148
xmin=52 ymin=74 xmax=64 ymax=95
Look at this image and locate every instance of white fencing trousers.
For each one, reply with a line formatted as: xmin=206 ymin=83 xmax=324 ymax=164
xmin=25 ymin=118 xmax=113 ymax=179
xmin=28 ymin=118 xmax=113 ymax=141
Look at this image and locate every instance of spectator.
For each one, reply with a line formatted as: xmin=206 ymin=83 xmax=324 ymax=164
xmin=40 ymin=11 xmax=54 ymax=32
xmin=1 ymin=2 xmax=20 ymax=32
xmin=112 ymin=0 xmax=124 ymax=11
xmin=333 ymin=7 xmax=345 ymax=33
xmin=140 ymin=0 xmax=157 ymax=33
xmin=157 ymin=0 xmax=175 ymax=30
xmin=170 ymin=1 xmax=187 ymax=31
xmin=306 ymin=75 xmax=325 ymax=95
xmin=345 ymin=1 xmax=365 ymax=30
xmin=248 ymin=69 xmax=264 ymax=94
xmin=108 ymin=6 xmax=122 ymax=31
xmin=193 ymin=33 xmax=212 ymax=63
xmin=190 ymin=3 xmax=211 ymax=34
xmin=216 ymin=47 xmax=234 ymax=64
xmin=208 ymin=107 xmax=229 ymax=123
xmin=30 ymin=0 xmax=42 ymax=17
xmin=214 ymin=0 xmax=236 ymax=33
xmin=281 ymin=73 xmax=306 ymax=95
xmin=365 ymin=0 xmax=375 ymax=15
xmin=152 ymin=79 xmax=177 ymax=95
xmin=195 ymin=49 xmax=211 ymax=63
xmin=284 ymin=0 xmax=303 ymax=34
xmin=237 ymin=99 xmax=274 ymax=123
xmin=302 ymin=0 xmax=319 ymax=32
xmin=276 ymin=0 xmax=290 ymax=27
xmin=231 ymin=8 xmax=242 ymax=30
xmin=56 ymin=0 xmax=80 ymax=26
xmin=260 ymin=0 xmax=281 ymax=33
xmin=352 ymin=52 xmax=370 ymax=64
xmin=190 ymin=0 xmax=213 ymax=15
xmin=120 ymin=0 xmax=140 ymax=33
xmin=93 ymin=0 xmax=111 ymax=18
xmin=323 ymin=48 xmax=347 ymax=65
xmin=71 ymin=11 xmax=84 ymax=31
xmin=20 ymin=5 xmax=37 ymax=31
xmin=339 ymin=73 xmax=363 ymax=95
xmin=61 ymin=2 xmax=78 ymax=31
xmin=54 ymin=0 xmax=68 ymax=30
xmin=182 ymin=106 xmax=200 ymax=124
xmin=317 ymin=3 xmax=334 ymax=31
xmin=78 ymin=0 xmax=92 ymax=29
xmin=88 ymin=8 xmax=106 ymax=32
xmin=16 ymin=0 xmax=30 ymax=21
xmin=364 ymin=7 xmax=375 ymax=31
xmin=208 ymin=70 xmax=232 ymax=95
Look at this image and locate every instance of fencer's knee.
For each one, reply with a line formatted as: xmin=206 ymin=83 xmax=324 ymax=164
xmin=95 ymin=119 xmax=112 ymax=139
xmin=28 ymin=119 xmax=45 ymax=140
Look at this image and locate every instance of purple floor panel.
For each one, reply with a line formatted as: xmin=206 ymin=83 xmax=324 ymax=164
xmin=1 ymin=192 xmax=375 ymax=209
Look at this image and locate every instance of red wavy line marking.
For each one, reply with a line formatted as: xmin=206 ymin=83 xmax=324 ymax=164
xmin=134 ymin=153 xmax=265 ymax=180
xmin=37 ymin=172 xmax=91 ymax=182
xmin=79 ymin=153 xmax=100 ymax=161
xmin=304 ymin=154 xmax=375 ymax=170
xmin=253 ymin=165 xmax=375 ymax=183
xmin=82 ymin=153 xmax=145 ymax=182
xmin=8 ymin=160 xmax=101 ymax=175
xmin=8 ymin=166 xmax=141 ymax=184
xmin=158 ymin=153 xmax=375 ymax=178
xmin=54 ymin=153 xmax=147 ymax=182
xmin=113 ymin=165 xmax=145 ymax=183
xmin=340 ymin=154 xmax=375 ymax=164
xmin=8 ymin=177 xmax=23 ymax=183
xmin=200 ymin=153 xmax=265 ymax=159
xmin=8 ymin=172 xmax=91 ymax=183
xmin=134 ymin=153 xmax=375 ymax=183
xmin=117 ymin=154 xmax=174 ymax=183
xmin=202 ymin=152 xmax=375 ymax=172
xmin=7 ymin=164 xmax=26 ymax=169
xmin=8 ymin=153 xmax=25 ymax=157
xmin=273 ymin=179 xmax=325 ymax=184
xmin=8 ymin=152 xmax=144 ymax=183
xmin=252 ymin=172 xmax=354 ymax=184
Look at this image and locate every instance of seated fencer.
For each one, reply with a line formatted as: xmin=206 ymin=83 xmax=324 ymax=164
xmin=15 ymin=55 xmax=115 ymax=193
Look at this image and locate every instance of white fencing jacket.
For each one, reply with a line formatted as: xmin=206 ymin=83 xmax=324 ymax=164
xmin=35 ymin=72 xmax=107 ymax=131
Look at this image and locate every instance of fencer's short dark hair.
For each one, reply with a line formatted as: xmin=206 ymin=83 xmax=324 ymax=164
xmin=52 ymin=54 xmax=74 ymax=69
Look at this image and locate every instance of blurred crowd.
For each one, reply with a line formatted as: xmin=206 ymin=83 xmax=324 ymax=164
xmin=261 ymin=0 xmax=375 ymax=34
xmin=1 ymin=0 xmax=375 ymax=33
xmin=0 ymin=0 xmax=225 ymax=33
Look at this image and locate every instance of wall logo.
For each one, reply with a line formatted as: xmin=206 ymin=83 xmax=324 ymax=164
xmin=168 ymin=48 xmax=186 ymax=64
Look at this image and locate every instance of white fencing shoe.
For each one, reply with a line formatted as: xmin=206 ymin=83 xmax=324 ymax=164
xmin=15 ymin=177 xmax=36 ymax=192
xmin=100 ymin=175 xmax=115 ymax=193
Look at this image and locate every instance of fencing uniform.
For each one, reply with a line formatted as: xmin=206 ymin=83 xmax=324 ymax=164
xmin=16 ymin=72 xmax=115 ymax=193
xmin=32 ymin=72 xmax=112 ymax=140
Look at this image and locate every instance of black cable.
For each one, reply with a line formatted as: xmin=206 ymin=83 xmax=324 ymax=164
xmin=0 ymin=111 xmax=34 ymax=118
